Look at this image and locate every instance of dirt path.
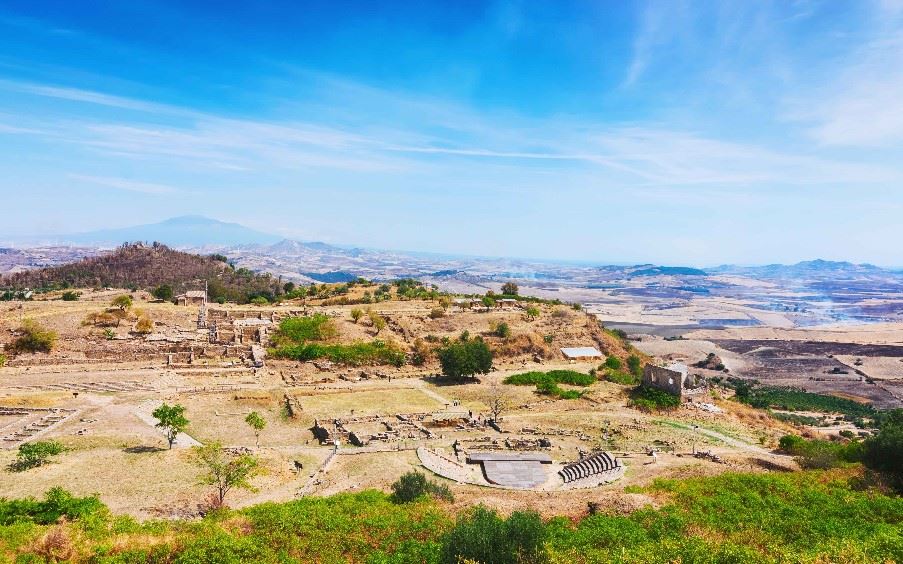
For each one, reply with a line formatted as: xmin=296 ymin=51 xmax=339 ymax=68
xmin=663 ymin=420 xmax=787 ymax=458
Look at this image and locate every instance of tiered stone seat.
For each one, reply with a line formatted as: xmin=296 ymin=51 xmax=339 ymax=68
xmin=558 ymin=451 xmax=621 ymax=483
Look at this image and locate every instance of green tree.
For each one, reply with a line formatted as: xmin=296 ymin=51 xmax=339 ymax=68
xmin=524 ymin=306 xmax=540 ymax=321
xmin=111 ymin=294 xmax=133 ymax=311
xmin=152 ymin=285 xmax=173 ymax=301
xmin=501 ymin=282 xmax=519 ymax=296
xmin=493 ymin=322 xmax=511 ymax=338
xmin=481 ymin=296 xmax=496 ymax=309
xmin=10 ymin=440 xmax=65 ymax=471
xmin=283 ymin=282 xmax=295 ymax=294
xmin=192 ymin=441 xmax=261 ymax=508
xmin=245 ymin=411 xmax=266 ymax=449
xmin=152 ymin=403 xmax=189 ymax=449
xmin=350 ymin=308 xmax=364 ymax=323
xmin=437 ymin=337 xmax=493 ymax=380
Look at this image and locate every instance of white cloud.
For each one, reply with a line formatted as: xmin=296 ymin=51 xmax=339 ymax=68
xmin=68 ymin=174 xmax=180 ymax=195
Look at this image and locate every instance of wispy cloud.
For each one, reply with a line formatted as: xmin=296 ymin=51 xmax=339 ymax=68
xmin=68 ymin=174 xmax=180 ymax=194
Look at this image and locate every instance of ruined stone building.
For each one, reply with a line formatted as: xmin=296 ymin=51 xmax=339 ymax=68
xmin=176 ymin=290 xmax=207 ymax=306
xmin=642 ymin=362 xmax=707 ymax=402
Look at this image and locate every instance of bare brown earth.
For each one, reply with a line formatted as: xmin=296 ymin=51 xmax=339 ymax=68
xmin=0 ymin=288 xmax=815 ymax=520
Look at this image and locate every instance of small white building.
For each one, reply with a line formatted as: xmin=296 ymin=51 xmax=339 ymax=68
xmin=560 ymin=346 xmax=603 ymax=360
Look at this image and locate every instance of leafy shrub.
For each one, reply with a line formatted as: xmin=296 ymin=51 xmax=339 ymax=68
xmin=60 ymin=291 xmax=79 ymax=301
xmin=630 ymin=386 xmax=680 ymax=411
xmin=249 ymin=296 xmax=269 ymax=305
xmin=776 ymin=434 xmax=862 ymax=469
xmin=0 ymin=354 xmax=5 ymax=367
xmin=429 ymin=307 xmax=445 ymax=319
xmin=272 ymin=314 xmax=338 ymax=345
xmin=603 ymin=356 xmax=622 ymax=370
xmin=7 ymin=319 xmax=57 ymax=354
xmin=0 ymin=487 xmax=105 ymax=525
xmin=391 ymin=471 xmax=453 ymax=503
xmin=441 ymin=506 xmax=546 ymax=564
xmin=604 ymin=370 xmax=640 ymax=386
xmin=10 ymin=441 xmax=65 ymax=472
xmin=492 ymin=322 xmax=511 ymax=338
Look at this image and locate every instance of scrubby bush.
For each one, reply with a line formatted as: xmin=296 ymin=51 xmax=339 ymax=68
xmin=441 ymin=506 xmax=546 ymax=564
xmin=350 ymin=308 xmax=363 ymax=323
xmin=7 ymin=319 xmax=57 ymax=354
xmin=630 ymin=385 xmax=680 ymax=411
xmin=492 ymin=322 xmax=511 ymax=338
xmin=604 ymin=370 xmax=640 ymax=386
xmin=391 ymin=471 xmax=453 ymax=503
xmin=0 ymin=354 xmax=5 ymax=367
xmin=10 ymin=440 xmax=65 ymax=471
xmin=604 ymin=356 xmax=622 ymax=370
xmin=525 ymin=306 xmax=540 ymax=321
xmin=410 ymin=338 xmax=431 ymax=366
xmin=250 ymin=296 xmax=269 ymax=305
xmin=60 ymin=291 xmax=79 ymax=301
xmin=777 ymin=434 xmax=865 ymax=469
xmin=135 ymin=316 xmax=154 ymax=334
xmin=429 ymin=307 xmax=445 ymax=319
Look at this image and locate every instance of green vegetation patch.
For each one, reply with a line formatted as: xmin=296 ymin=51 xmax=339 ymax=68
xmin=271 ymin=340 xmax=405 ymax=367
xmin=504 ymin=370 xmax=594 ymax=400
xmin=629 ymin=385 xmax=680 ymax=411
xmin=2 ymin=469 xmax=902 ymax=563
xmin=269 ymin=314 xmax=404 ymax=366
xmin=734 ymin=382 xmax=876 ymax=419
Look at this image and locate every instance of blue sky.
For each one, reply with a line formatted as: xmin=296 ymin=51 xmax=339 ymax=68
xmin=0 ymin=1 xmax=901 ymax=266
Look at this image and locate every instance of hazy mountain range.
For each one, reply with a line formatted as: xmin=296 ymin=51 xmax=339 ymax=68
xmin=2 ymin=216 xmax=900 ymax=280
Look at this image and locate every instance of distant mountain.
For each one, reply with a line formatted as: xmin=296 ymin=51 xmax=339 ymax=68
xmin=266 ymin=239 xmax=345 ymax=255
xmin=708 ymin=260 xmax=891 ymax=278
xmin=630 ymin=266 xmax=707 ymax=277
xmin=57 ymin=216 xmax=282 ymax=247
